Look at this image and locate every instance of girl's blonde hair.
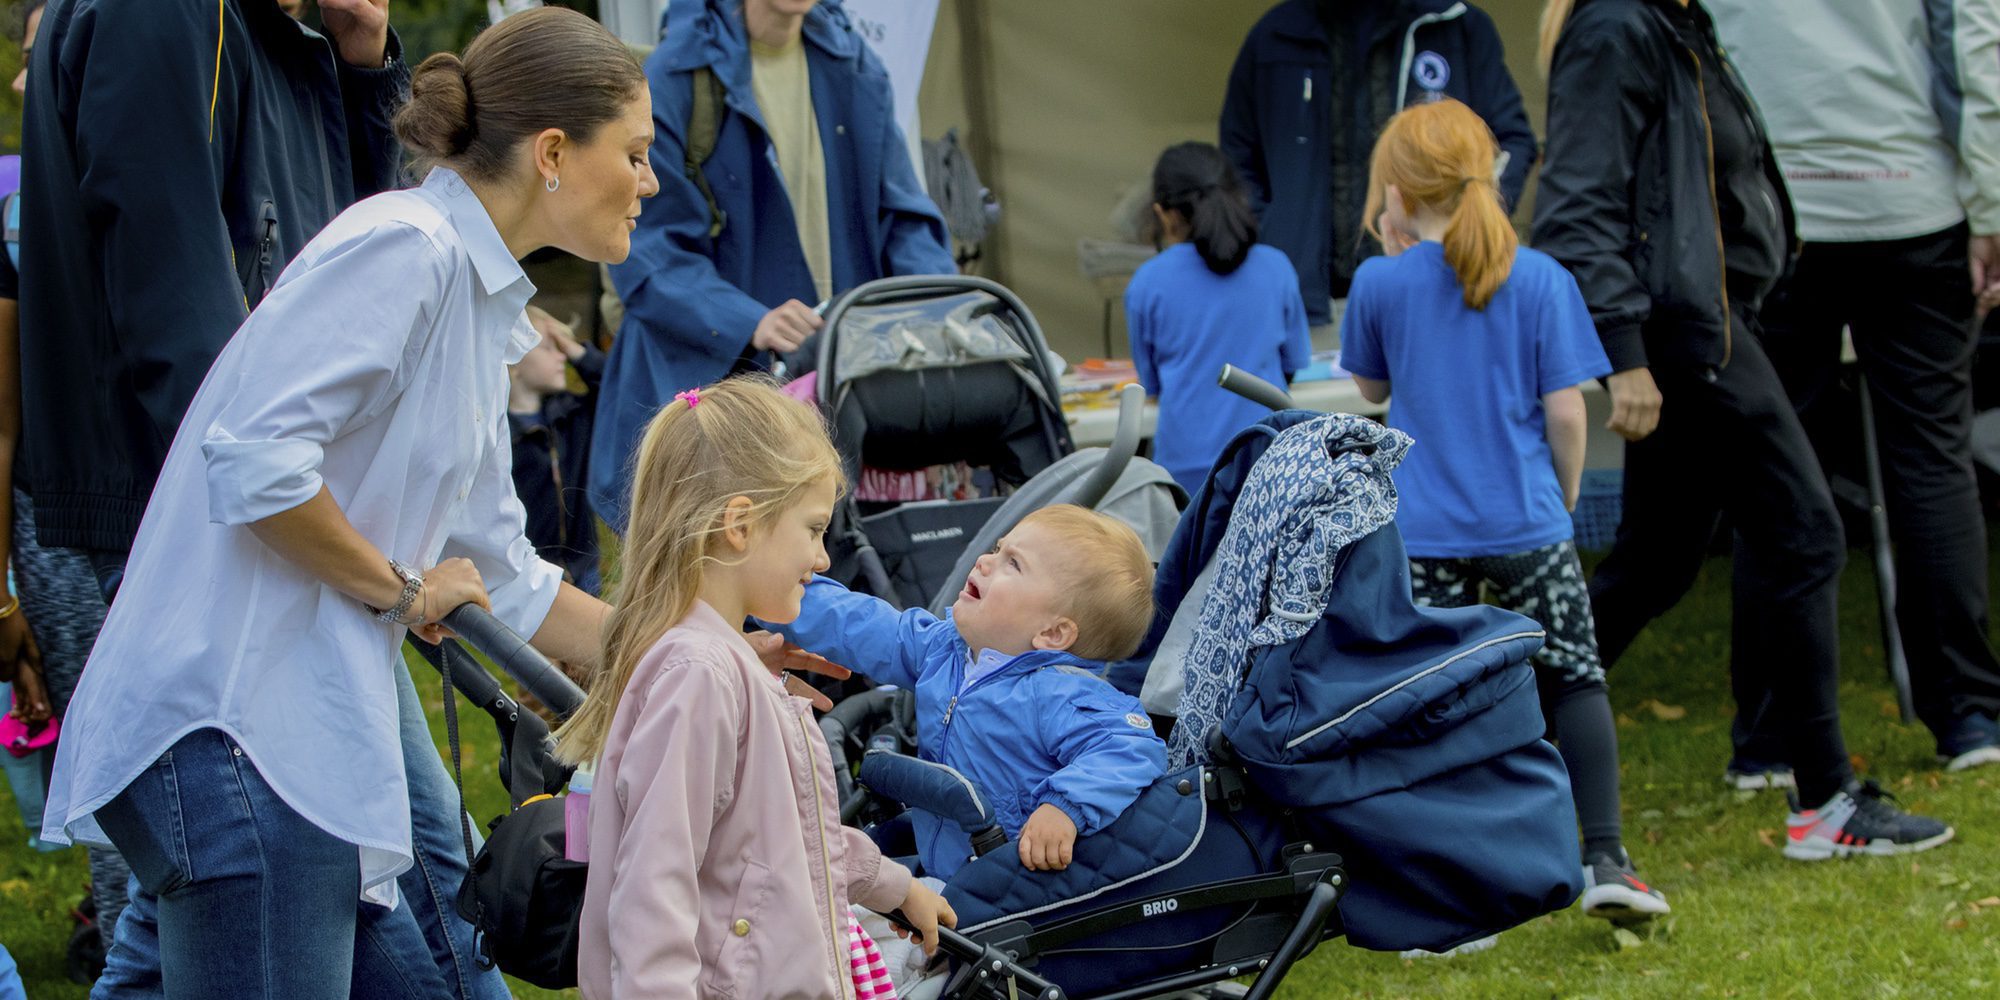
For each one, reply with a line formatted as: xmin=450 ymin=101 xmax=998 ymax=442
xmin=1538 ymin=0 xmax=1578 ymax=77
xmin=554 ymin=377 xmax=843 ymax=764
xmin=1361 ymin=99 xmax=1518 ymax=311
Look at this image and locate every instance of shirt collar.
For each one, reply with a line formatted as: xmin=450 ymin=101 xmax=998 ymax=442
xmin=422 ymin=166 xmax=530 ymax=299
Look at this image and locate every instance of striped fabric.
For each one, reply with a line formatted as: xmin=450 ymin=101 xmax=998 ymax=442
xmin=847 ymin=912 xmax=899 ymax=1000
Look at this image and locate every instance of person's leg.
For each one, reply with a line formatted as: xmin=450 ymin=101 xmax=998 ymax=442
xmin=1586 ymin=369 xmax=1726 ymax=671
xmin=89 ymin=874 xmax=161 ymax=1000
xmin=1844 ymin=225 xmax=2000 ymax=759
xmin=1706 ymin=329 xmax=1854 ymax=807
xmin=91 ymin=729 xmax=358 ymax=1000
xmin=1407 ymin=556 xmax=1479 ymax=611
xmin=391 ymin=655 xmax=510 ymax=1000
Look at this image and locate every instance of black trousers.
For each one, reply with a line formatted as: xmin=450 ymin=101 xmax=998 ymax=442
xmin=1589 ymin=312 xmax=1853 ymax=806
xmin=1753 ymin=223 xmax=2000 ymax=748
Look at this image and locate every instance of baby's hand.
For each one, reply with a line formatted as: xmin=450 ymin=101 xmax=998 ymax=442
xmin=893 ymin=880 xmax=957 ymax=956
xmin=1018 ymin=803 xmax=1078 ymax=871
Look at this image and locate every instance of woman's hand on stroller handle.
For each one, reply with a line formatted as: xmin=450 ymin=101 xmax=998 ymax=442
xmin=745 ymin=630 xmax=851 ymax=711
xmin=752 ymin=299 xmax=825 ymax=354
xmin=410 ymin=558 xmax=490 ymax=645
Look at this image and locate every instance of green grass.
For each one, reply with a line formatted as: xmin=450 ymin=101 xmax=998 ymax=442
xmin=2 ymin=545 xmax=1996 ymax=998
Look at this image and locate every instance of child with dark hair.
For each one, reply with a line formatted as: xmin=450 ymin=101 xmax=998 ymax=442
xmin=1125 ymin=142 xmax=1311 ymax=493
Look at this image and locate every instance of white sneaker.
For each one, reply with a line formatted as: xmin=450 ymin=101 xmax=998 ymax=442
xmin=1398 ymin=934 xmax=1499 ymax=960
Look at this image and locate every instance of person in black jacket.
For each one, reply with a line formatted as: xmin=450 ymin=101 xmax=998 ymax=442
xmin=1219 ymin=0 xmax=1536 ymax=343
xmin=1531 ymin=0 xmax=1954 ymax=859
xmin=17 ymin=0 xmax=407 ymax=588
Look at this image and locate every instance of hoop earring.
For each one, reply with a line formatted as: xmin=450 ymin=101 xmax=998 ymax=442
xmin=545 ymin=176 xmax=561 ymax=193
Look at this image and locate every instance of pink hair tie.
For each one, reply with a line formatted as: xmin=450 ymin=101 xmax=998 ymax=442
xmin=675 ymin=387 xmax=702 ymax=409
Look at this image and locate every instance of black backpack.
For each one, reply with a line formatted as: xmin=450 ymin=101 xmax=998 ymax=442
xmin=457 ymin=796 xmax=586 ymax=990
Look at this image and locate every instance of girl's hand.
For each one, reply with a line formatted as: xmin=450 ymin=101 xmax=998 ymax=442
xmin=411 ymin=558 xmax=489 ymax=645
xmin=8 ymin=659 xmax=52 ymax=725
xmin=893 ymin=881 xmax=958 ymax=957
xmin=0 ymin=607 xmax=40 ymax=686
xmin=745 ymin=631 xmax=851 ymax=711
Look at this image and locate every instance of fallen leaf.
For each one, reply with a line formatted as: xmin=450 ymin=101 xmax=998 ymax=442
xmin=1947 ymin=918 xmax=1968 ymax=930
xmin=1976 ymin=897 xmax=2000 ymax=907
xmin=1757 ymin=828 xmax=1778 ymax=849
xmin=1613 ymin=928 xmax=1644 ymax=950
xmin=1644 ymin=829 xmax=1663 ymax=845
xmin=1735 ymin=951 xmax=1751 ymax=961
xmin=1850 ymin=753 xmax=1870 ymax=772
xmin=1640 ymin=699 xmax=1687 ymax=721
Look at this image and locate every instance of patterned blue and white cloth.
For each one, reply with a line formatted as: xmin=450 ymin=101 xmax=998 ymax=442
xmin=1166 ymin=413 xmax=1412 ymax=768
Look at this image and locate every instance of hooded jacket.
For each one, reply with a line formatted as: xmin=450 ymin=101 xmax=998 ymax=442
xmin=594 ymin=0 xmax=954 ymax=528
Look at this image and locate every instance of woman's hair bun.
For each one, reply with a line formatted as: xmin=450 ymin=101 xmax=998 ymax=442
xmin=394 ymin=52 xmax=476 ymax=161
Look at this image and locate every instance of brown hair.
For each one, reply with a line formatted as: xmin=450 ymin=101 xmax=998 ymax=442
xmin=1018 ymin=505 xmax=1154 ymax=662
xmin=1362 ymin=99 xmax=1518 ymax=311
xmin=555 ymin=377 xmax=844 ymax=765
xmin=394 ymin=6 xmax=644 ymax=181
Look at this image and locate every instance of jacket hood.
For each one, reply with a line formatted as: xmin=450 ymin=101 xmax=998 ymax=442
xmin=1265 ymin=0 xmax=1469 ymax=45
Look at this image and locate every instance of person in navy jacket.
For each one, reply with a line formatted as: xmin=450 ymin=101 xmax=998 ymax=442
xmin=1219 ymin=0 xmax=1536 ymax=333
xmin=594 ymin=0 xmax=953 ymax=528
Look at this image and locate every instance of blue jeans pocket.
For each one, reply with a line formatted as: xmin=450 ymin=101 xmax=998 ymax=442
xmin=97 ymin=741 xmax=198 ymax=897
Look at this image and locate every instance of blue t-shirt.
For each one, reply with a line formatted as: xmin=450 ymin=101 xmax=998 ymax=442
xmin=1339 ymin=242 xmax=1610 ymax=558
xmin=1125 ymin=243 xmax=1311 ymax=493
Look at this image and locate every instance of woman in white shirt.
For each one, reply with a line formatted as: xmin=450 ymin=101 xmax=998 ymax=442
xmin=39 ymin=9 xmax=656 ymax=998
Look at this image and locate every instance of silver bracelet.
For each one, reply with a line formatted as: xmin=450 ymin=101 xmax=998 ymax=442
xmin=370 ymin=560 xmax=425 ymax=625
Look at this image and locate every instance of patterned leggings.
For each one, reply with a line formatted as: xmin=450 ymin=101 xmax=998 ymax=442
xmin=1410 ymin=539 xmax=1625 ymax=860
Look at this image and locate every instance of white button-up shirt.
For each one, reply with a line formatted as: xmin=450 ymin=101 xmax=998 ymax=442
xmin=43 ymin=167 xmax=563 ymax=904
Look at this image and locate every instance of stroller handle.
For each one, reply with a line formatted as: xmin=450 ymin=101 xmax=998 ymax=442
xmin=1066 ymin=382 xmax=1144 ymax=511
xmin=881 ymin=912 xmax=1065 ymax=1000
xmin=441 ymin=603 xmax=586 ymax=719
xmin=1218 ymin=364 xmax=1296 ymax=412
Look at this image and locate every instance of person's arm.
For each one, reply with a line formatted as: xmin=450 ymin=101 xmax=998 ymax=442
xmin=1543 ymin=386 xmax=1588 ymax=511
xmin=1336 ymin=272 xmax=1390 ymax=404
xmin=605 ymin=655 xmax=743 ymax=1000
xmin=1278 ymin=273 xmax=1311 ymax=382
xmin=0 ymin=292 xmax=47 ymax=721
xmin=1124 ymin=279 xmax=1161 ymax=398
xmin=322 ymin=0 xmax=408 ymax=200
xmin=1461 ymin=6 xmax=1539 ymax=209
xmin=1940 ymin=0 xmax=2000 ymax=310
xmin=760 ymin=576 xmax=944 ymax=690
xmin=1218 ymin=39 xmax=1271 ymax=217
xmin=1528 ymin=19 xmax=1663 ymax=440
xmin=63 ymin=0 xmax=250 ymax=451
xmin=859 ymin=48 xmax=955 ymax=278
xmin=1028 ymin=685 xmax=1169 ymax=841
xmin=612 ymin=70 xmax=782 ymax=370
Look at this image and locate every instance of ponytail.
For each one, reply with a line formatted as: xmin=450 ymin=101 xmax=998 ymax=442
xmin=1150 ymin=142 xmax=1258 ymax=275
xmin=1442 ymin=176 xmax=1516 ymax=310
xmin=1362 ymin=99 xmax=1517 ymax=310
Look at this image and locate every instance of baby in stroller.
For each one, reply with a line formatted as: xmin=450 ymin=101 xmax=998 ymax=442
xmin=767 ymin=504 xmax=1168 ymax=883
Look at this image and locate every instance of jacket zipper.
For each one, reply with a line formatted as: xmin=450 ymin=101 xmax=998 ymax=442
xmin=1394 ymin=2 xmax=1467 ymax=109
xmin=1684 ymin=46 xmax=1733 ymax=370
xmin=795 ymin=710 xmax=845 ymax=992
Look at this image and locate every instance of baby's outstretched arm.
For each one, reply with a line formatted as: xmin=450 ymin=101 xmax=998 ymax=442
xmin=759 ymin=576 xmax=956 ymax=689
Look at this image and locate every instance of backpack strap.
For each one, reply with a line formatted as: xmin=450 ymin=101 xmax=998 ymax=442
xmin=685 ymin=66 xmax=727 ymax=239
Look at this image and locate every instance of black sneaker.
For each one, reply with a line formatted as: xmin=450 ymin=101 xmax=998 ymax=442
xmin=1580 ymin=850 xmax=1670 ymax=924
xmin=1783 ymin=779 xmax=1955 ymax=861
xmin=1937 ymin=713 xmax=2000 ymax=773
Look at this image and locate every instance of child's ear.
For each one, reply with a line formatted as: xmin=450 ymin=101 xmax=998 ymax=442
xmin=1032 ymin=616 xmax=1080 ymax=653
xmin=718 ymin=496 xmax=756 ymax=553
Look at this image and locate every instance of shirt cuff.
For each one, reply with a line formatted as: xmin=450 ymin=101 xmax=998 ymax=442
xmin=486 ymin=553 xmax=564 ymax=643
xmin=202 ymin=432 xmax=326 ymax=525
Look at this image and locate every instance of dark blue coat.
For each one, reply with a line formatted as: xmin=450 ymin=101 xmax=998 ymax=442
xmin=1219 ymin=0 xmax=1537 ymax=324
xmin=593 ymin=0 xmax=953 ymax=526
xmin=18 ymin=0 xmax=407 ymax=550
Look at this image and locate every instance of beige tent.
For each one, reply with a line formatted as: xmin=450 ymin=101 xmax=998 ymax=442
xmin=912 ymin=0 xmax=1554 ymax=363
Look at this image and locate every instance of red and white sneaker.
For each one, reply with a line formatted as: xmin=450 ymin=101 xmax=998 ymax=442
xmin=1783 ymin=780 xmax=1954 ymax=861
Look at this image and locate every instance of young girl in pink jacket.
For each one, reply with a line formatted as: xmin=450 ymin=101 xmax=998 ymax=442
xmin=559 ymin=378 xmax=954 ymax=999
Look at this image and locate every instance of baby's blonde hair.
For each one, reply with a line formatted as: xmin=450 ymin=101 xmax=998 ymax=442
xmin=555 ymin=377 xmax=843 ymax=764
xmin=1018 ymin=505 xmax=1154 ymax=662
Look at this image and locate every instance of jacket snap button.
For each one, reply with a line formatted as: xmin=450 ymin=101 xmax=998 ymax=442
xmin=1176 ymin=779 xmax=1193 ymax=795
xmin=732 ymin=919 xmax=750 ymax=936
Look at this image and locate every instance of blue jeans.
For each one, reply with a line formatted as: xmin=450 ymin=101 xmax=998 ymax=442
xmin=91 ymin=662 xmax=506 ymax=1000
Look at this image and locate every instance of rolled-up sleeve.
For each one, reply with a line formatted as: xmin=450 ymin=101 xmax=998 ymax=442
xmin=201 ymin=222 xmax=446 ymax=525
